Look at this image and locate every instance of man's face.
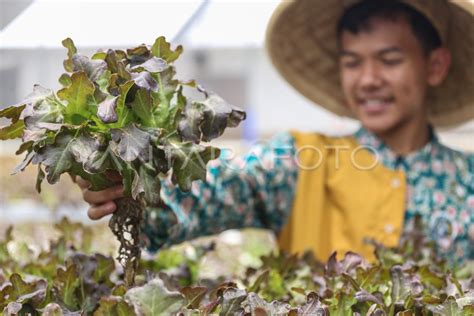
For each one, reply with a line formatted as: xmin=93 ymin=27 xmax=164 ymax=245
xmin=339 ymin=17 xmax=430 ymax=134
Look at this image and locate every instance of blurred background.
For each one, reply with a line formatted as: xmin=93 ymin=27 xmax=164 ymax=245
xmin=1 ymin=0 xmax=473 ymax=265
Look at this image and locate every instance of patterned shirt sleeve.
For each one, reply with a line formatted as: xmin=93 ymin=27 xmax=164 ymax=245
xmin=140 ymin=132 xmax=299 ymax=252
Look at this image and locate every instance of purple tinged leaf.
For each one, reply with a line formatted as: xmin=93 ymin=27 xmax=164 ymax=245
xmin=82 ymin=148 xmax=113 ymax=174
xmin=67 ymin=253 xmax=92 ymax=275
xmin=268 ymin=301 xmax=293 ymax=315
xmin=69 ymin=135 xmax=100 ymax=164
xmin=178 ymin=93 xmax=246 ymax=143
xmin=355 ymin=289 xmax=385 ymax=306
xmin=97 ymin=96 xmax=119 ymax=123
xmin=151 ymin=147 xmax=169 ymax=174
xmin=341 ymin=251 xmax=363 ymax=273
xmin=177 ymin=102 xmax=203 ymax=143
xmin=390 ymin=265 xmax=411 ymax=305
xmin=126 ymin=44 xmax=150 ymax=67
xmin=247 ymin=292 xmax=268 ymax=310
xmin=4 ymin=302 xmax=22 ymax=315
xmin=63 ymin=253 xmax=114 ymax=307
xmin=312 ymin=275 xmax=328 ymax=296
xmin=325 ymin=252 xmax=342 ymax=276
xmin=156 ymin=272 xmax=182 ymax=292
xmin=12 ymin=151 xmax=35 ymax=175
xmin=105 ymin=50 xmax=130 ymax=81
xmin=19 ymin=85 xmax=55 ymax=113
xmin=297 ymin=292 xmax=330 ymax=315
xmin=247 ymin=292 xmax=292 ymax=315
xmin=71 ymin=54 xmax=107 ymax=82
xmin=110 ymin=124 xmax=150 ymax=162
xmin=36 ymin=122 xmax=63 ymax=131
xmin=19 ymin=86 xmax=64 ymax=133
xmin=219 ymin=288 xmax=246 ymax=316
xmin=22 ymin=129 xmax=47 ymax=143
xmin=409 ymin=275 xmax=424 ymax=297
xmin=131 ymin=57 xmax=167 ymax=73
xmin=32 ymin=133 xmax=74 ymax=184
xmin=17 ymin=288 xmax=48 ymax=307
xmin=131 ymin=72 xmax=158 ymax=92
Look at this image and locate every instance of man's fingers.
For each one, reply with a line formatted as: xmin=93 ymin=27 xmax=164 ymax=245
xmin=76 ymin=176 xmax=91 ymax=189
xmin=82 ymin=185 xmax=124 ymax=205
xmin=74 ymin=174 xmax=123 ymax=221
xmin=87 ymin=201 xmax=117 ymax=220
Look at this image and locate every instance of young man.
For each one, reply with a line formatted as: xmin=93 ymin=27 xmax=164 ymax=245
xmin=76 ymin=0 xmax=474 ymax=264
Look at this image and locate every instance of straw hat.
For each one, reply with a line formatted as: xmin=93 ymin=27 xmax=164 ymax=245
xmin=265 ymin=0 xmax=474 ymax=127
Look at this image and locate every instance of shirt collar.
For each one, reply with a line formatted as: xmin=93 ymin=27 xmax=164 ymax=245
xmin=352 ymin=125 xmax=440 ymax=171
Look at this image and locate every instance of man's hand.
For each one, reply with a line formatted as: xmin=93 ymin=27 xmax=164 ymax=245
xmin=75 ymin=173 xmax=124 ymax=220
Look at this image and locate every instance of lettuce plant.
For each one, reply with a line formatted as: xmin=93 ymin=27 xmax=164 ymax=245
xmin=0 ymin=37 xmax=245 ymax=286
xmin=0 ymin=219 xmax=472 ymax=315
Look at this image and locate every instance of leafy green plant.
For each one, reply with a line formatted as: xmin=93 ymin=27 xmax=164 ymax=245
xmin=1 ymin=219 xmax=473 ymax=315
xmin=0 ymin=36 xmax=245 ymax=286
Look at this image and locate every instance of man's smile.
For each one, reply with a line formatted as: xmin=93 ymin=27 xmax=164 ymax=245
xmin=356 ymin=96 xmax=395 ymax=115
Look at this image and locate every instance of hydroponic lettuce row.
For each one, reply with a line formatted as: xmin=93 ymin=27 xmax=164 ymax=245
xmin=0 ymin=219 xmax=473 ymax=315
xmin=0 ymin=36 xmax=246 ymax=286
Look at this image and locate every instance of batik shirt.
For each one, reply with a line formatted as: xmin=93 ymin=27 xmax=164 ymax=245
xmin=141 ymin=127 xmax=474 ymax=264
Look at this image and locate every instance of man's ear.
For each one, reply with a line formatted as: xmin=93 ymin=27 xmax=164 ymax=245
xmin=427 ymin=47 xmax=451 ymax=87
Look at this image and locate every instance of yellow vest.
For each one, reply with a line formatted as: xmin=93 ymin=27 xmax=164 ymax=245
xmin=277 ymin=131 xmax=406 ymax=262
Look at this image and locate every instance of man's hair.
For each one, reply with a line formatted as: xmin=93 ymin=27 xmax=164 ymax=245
xmin=337 ymin=0 xmax=442 ymax=55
